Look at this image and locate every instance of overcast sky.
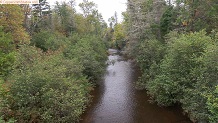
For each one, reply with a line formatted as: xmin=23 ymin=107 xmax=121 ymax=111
xmin=47 ymin=0 xmax=127 ymax=23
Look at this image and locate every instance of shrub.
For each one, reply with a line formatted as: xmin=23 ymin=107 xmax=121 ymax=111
xmin=0 ymin=27 xmax=15 ymax=77
xmin=135 ymin=39 xmax=165 ymax=89
xmin=0 ymin=116 xmax=15 ymax=123
xmin=64 ymin=35 xmax=107 ymax=81
xmin=31 ymin=31 xmax=70 ymax=51
xmin=146 ymin=31 xmax=216 ymax=121
xmin=206 ymin=86 xmax=218 ymax=123
xmin=4 ymin=46 xmax=92 ymax=123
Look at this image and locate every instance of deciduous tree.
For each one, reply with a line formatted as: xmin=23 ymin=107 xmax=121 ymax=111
xmin=0 ymin=5 xmax=30 ymax=45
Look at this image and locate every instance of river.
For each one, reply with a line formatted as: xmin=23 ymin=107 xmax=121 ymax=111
xmin=80 ymin=49 xmax=192 ymax=123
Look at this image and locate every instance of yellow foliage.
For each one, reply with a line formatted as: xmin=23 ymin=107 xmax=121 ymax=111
xmin=114 ymin=23 xmax=126 ymax=41
xmin=182 ymin=21 xmax=188 ymax=26
xmin=0 ymin=5 xmax=30 ymax=45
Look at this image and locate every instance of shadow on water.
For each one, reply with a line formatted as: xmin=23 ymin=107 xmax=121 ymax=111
xmin=80 ymin=49 xmax=192 ymax=123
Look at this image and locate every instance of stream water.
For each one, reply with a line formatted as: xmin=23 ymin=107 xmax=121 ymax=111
xmin=80 ymin=49 xmax=192 ymax=123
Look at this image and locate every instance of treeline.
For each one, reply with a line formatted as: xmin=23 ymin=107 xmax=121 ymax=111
xmin=103 ymin=12 xmax=127 ymax=49
xmin=124 ymin=0 xmax=218 ymax=122
xmin=0 ymin=0 xmax=107 ymax=122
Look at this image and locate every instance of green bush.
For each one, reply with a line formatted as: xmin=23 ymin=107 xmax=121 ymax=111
xmin=64 ymin=35 xmax=107 ymax=81
xmin=31 ymin=31 xmax=70 ymax=51
xmin=145 ymin=31 xmax=218 ymax=121
xmin=0 ymin=27 xmax=15 ymax=77
xmin=0 ymin=116 xmax=15 ymax=123
xmin=0 ymin=78 xmax=15 ymax=123
xmin=135 ymin=39 xmax=165 ymax=89
xmin=4 ymin=46 xmax=92 ymax=123
xmin=203 ymin=42 xmax=218 ymax=123
xmin=206 ymin=86 xmax=218 ymax=123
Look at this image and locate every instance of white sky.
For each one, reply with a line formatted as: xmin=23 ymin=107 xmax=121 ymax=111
xmin=47 ymin=0 xmax=127 ymax=23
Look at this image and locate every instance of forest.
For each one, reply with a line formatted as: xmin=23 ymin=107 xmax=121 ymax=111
xmin=0 ymin=0 xmax=218 ymax=123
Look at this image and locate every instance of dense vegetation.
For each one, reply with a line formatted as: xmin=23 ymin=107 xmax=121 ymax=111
xmin=1 ymin=0 xmax=218 ymax=123
xmin=0 ymin=1 xmax=107 ymax=122
xmin=123 ymin=0 xmax=218 ymax=122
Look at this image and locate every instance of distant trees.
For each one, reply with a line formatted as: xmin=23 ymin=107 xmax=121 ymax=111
xmin=78 ymin=0 xmax=107 ymax=36
xmin=30 ymin=0 xmax=52 ymax=33
xmin=125 ymin=0 xmax=166 ymax=53
xmin=79 ymin=0 xmax=97 ymax=17
xmin=104 ymin=12 xmax=127 ymax=49
xmin=53 ymin=2 xmax=75 ymax=36
xmin=113 ymin=23 xmax=126 ymax=49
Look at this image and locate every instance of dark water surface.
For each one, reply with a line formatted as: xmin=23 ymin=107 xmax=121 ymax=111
xmin=80 ymin=49 xmax=192 ymax=123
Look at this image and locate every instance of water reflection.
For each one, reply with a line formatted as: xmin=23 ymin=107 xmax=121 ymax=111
xmin=80 ymin=49 xmax=192 ymax=123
